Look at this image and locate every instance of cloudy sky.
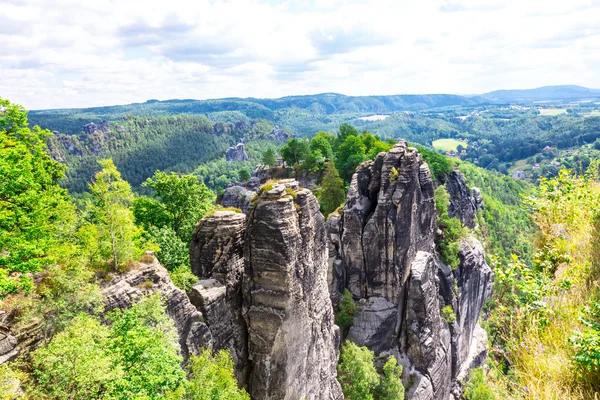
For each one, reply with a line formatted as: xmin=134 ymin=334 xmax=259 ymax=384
xmin=2 ymin=0 xmax=599 ymax=109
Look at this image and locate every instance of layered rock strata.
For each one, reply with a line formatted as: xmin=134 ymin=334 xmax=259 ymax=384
xmin=189 ymin=211 xmax=248 ymax=380
xmin=327 ymin=141 xmax=494 ymax=400
xmin=243 ymin=180 xmax=343 ymax=400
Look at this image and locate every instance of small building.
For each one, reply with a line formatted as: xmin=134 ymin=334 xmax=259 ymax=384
xmin=543 ymin=146 xmax=552 ymax=152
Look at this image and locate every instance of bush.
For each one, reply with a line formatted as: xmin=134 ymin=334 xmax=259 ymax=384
xmin=338 ymin=341 xmax=379 ymax=400
xmin=376 ymin=356 xmax=405 ymax=400
xmin=170 ymin=266 xmax=199 ymax=293
xmin=441 ymin=305 xmax=456 ymax=324
xmin=335 ymin=289 xmax=357 ymax=330
xmin=569 ymin=301 xmax=600 ymax=375
xmin=338 ymin=341 xmax=405 ymax=400
xmin=463 ymin=368 xmax=496 ymax=400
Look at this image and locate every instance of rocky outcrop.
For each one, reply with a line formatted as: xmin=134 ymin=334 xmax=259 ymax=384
xmin=244 ymin=180 xmax=343 ymax=400
xmin=446 ymin=170 xmax=483 ymax=229
xmin=222 ymin=185 xmax=255 ymax=213
xmin=189 ymin=211 xmax=248 ymax=380
xmin=99 ymin=120 xmax=111 ymax=134
xmin=101 ymin=256 xmax=213 ymax=359
xmin=226 ymin=143 xmax=249 ymax=162
xmin=0 ymin=315 xmax=18 ymax=364
xmin=83 ymin=122 xmax=98 ymax=135
xmin=328 ymin=141 xmax=494 ymax=400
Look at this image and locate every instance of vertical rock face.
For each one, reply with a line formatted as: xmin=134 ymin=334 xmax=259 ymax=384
xmin=189 ymin=211 xmax=248 ymax=381
xmin=445 ymin=170 xmax=482 ymax=229
xmin=339 ymin=141 xmax=436 ymax=303
xmin=221 ymin=185 xmax=256 ymax=213
xmin=244 ymin=180 xmax=343 ymax=400
xmin=328 ymin=141 xmax=494 ymax=400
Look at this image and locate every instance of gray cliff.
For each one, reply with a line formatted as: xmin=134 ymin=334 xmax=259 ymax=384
xmin=327 ymin=141 xmax=494 ymax=400
xmin=243 ymin=180 xmax=343 ymax=400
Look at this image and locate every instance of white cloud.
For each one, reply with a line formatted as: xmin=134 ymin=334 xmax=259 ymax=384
xmin=0 ymin=0 xmax=599 ymax=109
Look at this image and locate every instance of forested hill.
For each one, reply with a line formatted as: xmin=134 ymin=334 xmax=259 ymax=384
xmin=29 ymin=93 xmax=484 ymax=134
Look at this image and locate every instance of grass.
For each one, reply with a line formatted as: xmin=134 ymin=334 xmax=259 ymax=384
xmin=432 ymin=138 xmax=467 ymax=152
xmin=538 ymin=108 xmax=567 ymax=116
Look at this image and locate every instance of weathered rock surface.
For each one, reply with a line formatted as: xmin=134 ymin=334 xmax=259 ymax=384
xmin=328 ymin=141 xmax=494 ymax=400
xmin=226 ymin=143 xmax=249 ymax=161
xmin=222 ymin=185 xmax=255 ymax=213
xmin=446 ymin=170 xmax=482 ymax=229
xmin=101 ymin=256 xmax=213 ymax=359
xmin=0 ymin=315 xmax=18 ymax=364
xmin=244 ymin=179 xmax=343 ymax=400
xmin=189 ymin=211 xmax=248 ymax=381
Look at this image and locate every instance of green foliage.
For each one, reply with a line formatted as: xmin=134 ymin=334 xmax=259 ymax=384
xmin=168 ymin=349 xmax=250 ymax=400
xmin=238 ymin=168 xmax=251 ymax=182
xmin=133 ymin=196 xmax=171 ymax=231
xmin=21 ymin=262 xmax=104 ymax=338
xmin=336 ymin=135 xmax=367 ymax=182
xmin=335 ymin=289 xmax=357 ymax=330
xmin=30 ymin=313 xmax=119 ymax=400
xmin=434 ymin=185 xmax=464 ymax=268
xmin=142 ymin=171 xmax=215 ymax=242
xmin=262 ymin=148 xmax=277 ymax=167
xmin=281 ymin=138 xmax=310 ymax=167
xmin=0 ymin=364 xmax=26 ymax=400
xmin=338 ymin=341 xmax=380 ymax=400
xmin=389 ymin=167 xmax=399 ymax=182
xmin=147 ymin=226 xmax=188 ymax=271
xmin=458 ymin=161 xmax=535 ymax=265
xmin=441 ymin=305 xmax=456 ymax=323
xmin=463 ymin=368 xmax=496 ymax=400
xmin=88 ymin=159 xmax=140 ymax=271
xmin=336 ymin=123 xmax=360 ymax=149
xmin=30 ymin=295 xmax=185 ymax=400
xmin=376 ymin=357 xmax=405 ymax=400
xmin=569 ymin=301 xmax=600 ymax=375
xmin=416 ymin=145 xmax=454 ymax=182
xmin=319 ymin=160 xmax=346 ymax=216
xmin=169 ymin=265 xmax=199 ymax=293
xmin=0 ymin=98 xmax=75 ymax=296
xmin=106 ymin=294 xmax=185 ymax=399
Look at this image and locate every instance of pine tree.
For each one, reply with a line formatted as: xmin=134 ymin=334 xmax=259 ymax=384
xmin=320 ymin=160 xmax=346 ymax=216
xmin=262 ymin=148 xmax=277 ymax=167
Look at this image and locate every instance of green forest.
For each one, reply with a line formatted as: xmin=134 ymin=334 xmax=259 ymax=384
xmin=4 ymin=93 xmax=600 ymax=400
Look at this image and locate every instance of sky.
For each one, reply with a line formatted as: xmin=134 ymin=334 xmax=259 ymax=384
xmin=1 ymin=0 xmax=600 ymax=110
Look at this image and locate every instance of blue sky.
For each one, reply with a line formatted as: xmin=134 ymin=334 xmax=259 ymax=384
xmin=1 ymin=0 xmax=599 ymax=109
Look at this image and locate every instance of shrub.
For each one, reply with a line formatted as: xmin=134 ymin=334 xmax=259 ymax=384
xmin=170 ymin=266 xmax=199 ymax=293
xmin=335 ymin=289 xmax=357 ymax=330
xmin=441 ymin=305 xmax=456 ymax=323
xmin=376 ymin=356 xmax=405 ymax=400
xmin=338 ymin=341 xmax=379 ymax=400
xmin=569 ymin=301 xmax=600 ymax=375
xmin=463 ymin=368 xmax=496 ymax=400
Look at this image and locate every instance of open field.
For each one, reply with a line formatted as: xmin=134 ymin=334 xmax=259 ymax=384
xmin=538 ymin=108 xmax=567 ymax=116
xmin=432 ymin=138 xmax=467 ymax=152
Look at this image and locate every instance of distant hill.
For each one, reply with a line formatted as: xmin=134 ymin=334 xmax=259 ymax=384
xmin=28 ymin=93 xmax=484 ymax=134
xmin=480 ymin=85 xmax=600 ymax=103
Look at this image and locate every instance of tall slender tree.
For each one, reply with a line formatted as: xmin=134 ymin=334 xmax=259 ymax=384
xmin=89 ymin=159 xmax=138 ymax=270
xmin=319 ymin=160 xmax=346 ymax=216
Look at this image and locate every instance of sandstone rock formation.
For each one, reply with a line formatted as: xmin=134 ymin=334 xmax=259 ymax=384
xmin=101 ymin=256 xmax=213 ymax=359
xmin=226 ymin=143 xmax=249 ymax=162
xmin=446 ymin=170 xmax=483 ymax=229
xmin=327 ymin=140 xmax=494 ymax=400
xmin=243 ymin=180 xmax=343 ymax=400
xmin=221 ymin=185 xmax=255 ymax=213
xmin=189 ymin=211 xmax=248 ymax=380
